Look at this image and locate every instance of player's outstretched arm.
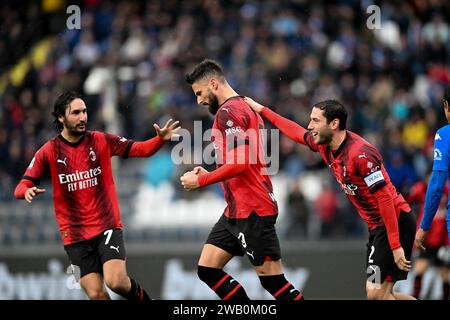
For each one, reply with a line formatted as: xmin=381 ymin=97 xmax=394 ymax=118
xmin=154 ymin=118 xmax=181 ymax=141
xmin=14 ymin=180 xmax=46 ymax=203
xmin=244 ymin=97 xmax=308 ymax=145
xmin=128 ymin=118 xmax=181 ymax=157
xmin=180 ymin=163 xmax=248 ymax=191
xmin=243 ymin=97 xmax=265 ymax=113
xmin=180 ymin=145 xmax=250 ymax=191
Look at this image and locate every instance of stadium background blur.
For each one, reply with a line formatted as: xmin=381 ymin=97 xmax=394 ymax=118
xmin=0 ymin=0 xmax=449 ymax=299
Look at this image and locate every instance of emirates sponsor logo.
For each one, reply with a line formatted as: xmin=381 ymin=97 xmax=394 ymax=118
xmin=58 ymin=166 xmax=102 ymax=184
xmin=58 ymin=166 xmax=102 ymax=192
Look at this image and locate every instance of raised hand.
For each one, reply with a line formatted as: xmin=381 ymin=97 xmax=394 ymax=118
xmin=154 ymin=118 xmax=181 ymax=141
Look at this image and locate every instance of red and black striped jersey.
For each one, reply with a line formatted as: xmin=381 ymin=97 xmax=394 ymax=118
xmin=303 ymin=130 xmax=411 ymax=231
xmin=211 ymin=96 xmax=278 ymax=219
xmin=22 ymin=131 xmax=133 ymax=245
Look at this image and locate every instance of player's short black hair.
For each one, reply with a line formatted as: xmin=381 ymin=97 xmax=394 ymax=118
xmin=313 ymin=99 xmax=348 ymax=130
xmin=185 ymin=59 xmax=226 ymax=85
xmin=444 ymin=85 xmax=450 ymax=104
xmin=52 ymin=91 xmax=82 ymax=130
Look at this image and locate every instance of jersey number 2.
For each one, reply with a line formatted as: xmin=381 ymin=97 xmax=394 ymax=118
xmin=368 ymin=245 xmax=375 ymax=263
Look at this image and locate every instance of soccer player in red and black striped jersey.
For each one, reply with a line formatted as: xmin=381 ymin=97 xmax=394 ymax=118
xmin=14 ymin=91 xmax=180 ymax=300
xmin=181 ymin=60 xmax=304 ymax=301
xmin=244 ymin=97 xmax=417 ymax=300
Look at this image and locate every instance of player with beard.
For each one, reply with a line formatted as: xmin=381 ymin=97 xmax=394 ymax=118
xmin=181 ymin=59 xmax=304 ymax=301
xmin=14 ymin=91 xmax=180 ymax=300
xmin=243 ymin=97 xmax=416 ymax=300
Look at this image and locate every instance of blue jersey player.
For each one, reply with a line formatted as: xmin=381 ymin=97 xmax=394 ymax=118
xmin=416 ymin=85 xmax=450 ymax=250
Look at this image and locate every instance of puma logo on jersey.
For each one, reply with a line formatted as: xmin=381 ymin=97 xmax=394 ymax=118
xmin=57 ymin=158 xmax=67 ymax=166
xmin=358 ymin=153 xmax=367 ymax=159
xmin=110 ymin=245 xmax=119 ymax=253
xmin=221 ymin=108 xmax=230 ymax=112
xmin=246 ymin=251 xmax=255 ymax=259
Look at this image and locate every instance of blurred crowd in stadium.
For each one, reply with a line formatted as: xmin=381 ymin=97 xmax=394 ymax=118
xmin=0 ymin=0 xmax=449 ymax=245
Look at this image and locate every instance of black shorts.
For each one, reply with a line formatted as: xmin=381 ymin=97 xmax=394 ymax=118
xmin=205 ymin=211 xmax=281 ymax=267
xmin=64 ymin=228 xmax=126 ymax=278
xmin=416 ymin=246 xmax=450 ymax=267
xmin=366 ymin=211 xmax=416 ymax=283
